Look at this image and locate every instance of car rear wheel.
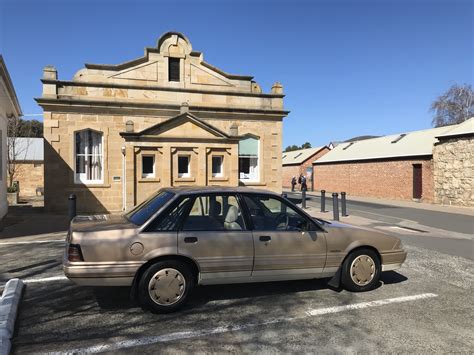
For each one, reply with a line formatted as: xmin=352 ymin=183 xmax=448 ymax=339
xmin=138 ymin=260 xmax=195 ymax=313
xmin=341 ymin=248 xmax=381 ymax=292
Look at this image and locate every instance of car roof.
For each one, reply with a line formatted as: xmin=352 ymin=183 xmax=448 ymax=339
xmin=160 ymin=186 xmax=281 ymax=197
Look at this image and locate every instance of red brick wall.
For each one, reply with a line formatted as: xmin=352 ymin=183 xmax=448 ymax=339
xmin=282 ymin=148 xmax=330 ymax=189
xmin=313 ymin=158 xmax=434 ymax=202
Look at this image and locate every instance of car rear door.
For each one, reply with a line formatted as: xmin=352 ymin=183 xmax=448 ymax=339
xmin=177 ymin=193 xmax=254 ymax=283
xmin=242 ymin=194 xmax=327 ymax=278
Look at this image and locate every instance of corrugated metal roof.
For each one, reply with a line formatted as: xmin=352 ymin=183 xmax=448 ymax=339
xmin=282 ymin=146 xmax=326 ymax=165
xmin=8 ymin=137 xmax=43 ymax=161
xmin=314 ymin=125 xmax=453 ymax=164
xmin=436 ymin=117 xmax=474 ymax=139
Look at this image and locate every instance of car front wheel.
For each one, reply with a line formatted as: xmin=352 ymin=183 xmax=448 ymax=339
xmin=341 ymin=248 xmax=381 ymax=292
xmin=138 ymin=260 xmax=195 ymax=313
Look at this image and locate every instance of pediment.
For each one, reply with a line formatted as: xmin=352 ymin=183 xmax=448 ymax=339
xmin=109 ymin=61 xmax=158 ymax=81
xmin=190 ymin=64 xmax=233 ymax=87
xmin=125 ymin=113 xmax=230 ymax=140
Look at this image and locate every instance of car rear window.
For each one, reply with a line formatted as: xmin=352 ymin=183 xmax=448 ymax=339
xmin=125 ymin=191 xmax=175 ymax=226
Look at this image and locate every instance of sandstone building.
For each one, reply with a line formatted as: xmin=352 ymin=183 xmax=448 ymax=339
xmin=282 ymin=146 xmax=330 ymax=190
xmin=37 ymin=32 xmax=289 ymax=213
xmin=9 ymin=137 xmax=44 ymax=197
xmin=0 ymin=56 xmax=22 ymax=219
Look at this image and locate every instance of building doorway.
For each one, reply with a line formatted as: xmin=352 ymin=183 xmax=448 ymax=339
xmin=412 ymin=164 xmax=422 ymax=199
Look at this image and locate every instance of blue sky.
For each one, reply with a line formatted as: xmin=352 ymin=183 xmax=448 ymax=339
xmin=0 ymin=0 xmax=472 ymax=147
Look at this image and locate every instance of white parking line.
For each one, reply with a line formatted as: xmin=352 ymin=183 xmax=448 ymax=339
xmin=0 ymin=240 xmax=64 ymax=245
xmin=57 ymin=293 xmax=438 ymax=354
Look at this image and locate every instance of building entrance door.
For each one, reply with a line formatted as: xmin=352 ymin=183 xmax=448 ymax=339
xmin=412 ymin=164 xmax=422 ymax=199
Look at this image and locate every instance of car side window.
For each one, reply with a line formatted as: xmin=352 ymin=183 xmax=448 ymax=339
xmin=148 ymin=197 xmax=192 ymax=231
xmin=181 ymin=194 xmax=246 ymax=231
xmin=243 ymin=195 xmax=312 ymax=231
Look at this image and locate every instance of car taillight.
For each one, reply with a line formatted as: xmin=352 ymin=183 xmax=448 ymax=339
xmin=68 ymin=244 xmax=84 ymax=262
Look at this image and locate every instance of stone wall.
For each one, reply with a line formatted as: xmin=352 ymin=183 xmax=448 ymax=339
xmin=433 ymin=137 xmax=474 ymax=206
xmin=313 ymin=158 xmax=434 ymax=202
xmin=14 ymin=162 xmax=44 ymax=196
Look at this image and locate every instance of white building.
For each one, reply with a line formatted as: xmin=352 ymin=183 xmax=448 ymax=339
xmin=0 ymin=56 xmax=23 ymax=219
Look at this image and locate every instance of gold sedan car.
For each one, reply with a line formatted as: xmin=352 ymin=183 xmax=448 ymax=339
xmin=64 ymin=187 xmax=407 ymax=313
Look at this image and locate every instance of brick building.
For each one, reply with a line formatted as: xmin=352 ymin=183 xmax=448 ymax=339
xmin=37 ymin=32 xmax=289 ymax=213
xmin=313 ymin=125 xmax=458 ymax=203
xmin=9 ymin=138 xmax=44 ymax=197
xmin=282 ymin=146 xmax=329 ymax=190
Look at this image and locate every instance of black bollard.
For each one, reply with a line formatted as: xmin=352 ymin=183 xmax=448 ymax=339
xmin=341 ymin=192 xmax=348 ymax=217
xmin=332 ymin=192 xmax=339 ymax=221
xmin=320 ymin=190 xmax=326 ymax=212
xmin=302 ymin=188 xmax=307 ymax=209
xmin=69 ymin=194 xmax=77 ymax=221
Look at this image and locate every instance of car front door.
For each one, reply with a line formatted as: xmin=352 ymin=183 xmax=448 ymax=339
xmin=178 ymin=193 xmax=254 ymax=284
xmin=242 ymin=194 xmax=327 ymax=279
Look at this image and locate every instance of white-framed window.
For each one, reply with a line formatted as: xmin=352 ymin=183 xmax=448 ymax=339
xmin=212 ymin=155 xmax=223 ymax=177
xmin=75 ymin=129 xmax=103 ymax=184
xmin=238 ymin=137 xmax=259 ymax=181
xmin=142 ymin=155 xmax=155 ymax=178
xmin=178 ymin=155 xmax=190 ymax=178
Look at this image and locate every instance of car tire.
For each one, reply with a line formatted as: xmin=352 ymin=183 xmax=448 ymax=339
xmin=341 ymin=248 xmax=381 ymax=292
xmin=138 ymin=260 xmax=195 ymax=313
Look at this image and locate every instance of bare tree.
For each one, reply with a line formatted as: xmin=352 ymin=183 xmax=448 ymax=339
xmin=6 ymin=114 xmax=32 ymax=190
xmin=431 ymin=84 xmax=474 ymax=127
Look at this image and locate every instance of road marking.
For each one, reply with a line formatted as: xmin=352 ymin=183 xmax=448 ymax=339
xmin=58 ymin=293 xmax=438 ymax=354
xmin=0 ymin=240 xmax=64 ymax=245
xmin=389 ymin=226 xmax=427 ymax=233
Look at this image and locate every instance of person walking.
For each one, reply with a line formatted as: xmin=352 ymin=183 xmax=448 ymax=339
xmin=291 ymin=176 xmax=297 ymax=192
xmin=300 ymin=174 xmax=307 ymax=191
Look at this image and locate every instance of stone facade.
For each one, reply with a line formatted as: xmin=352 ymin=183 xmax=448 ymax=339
xmin=282 ymin=148 xmax=330 ymax=190
xmin=14 ymin=162 xmax=44 ymax=196
xmin=313 ymin=158 xmax=435 ymax=202
xmin=433 ymin=137 xmax=474 ymax=206
xmin=37 ymin=32 xmax=288 ymax=213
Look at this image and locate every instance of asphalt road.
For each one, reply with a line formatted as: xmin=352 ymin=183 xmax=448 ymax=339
xmin=1 ymin=230 xmax=473 ymax=353
xmin=286 ymin=192 xmax=474 ymax=235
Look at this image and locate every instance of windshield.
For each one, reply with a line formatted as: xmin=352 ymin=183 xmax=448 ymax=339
xmin=124 ymin=190 xmax=175 ymax=226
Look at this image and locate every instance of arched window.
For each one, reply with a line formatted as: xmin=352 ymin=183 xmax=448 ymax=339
xmin=75 ymin=129 xmax=103 ymax=183
xmin=238 ymin=136 xmax=259 ymax=181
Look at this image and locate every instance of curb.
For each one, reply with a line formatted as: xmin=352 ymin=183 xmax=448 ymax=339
xmin=0 ymin=279 xmax=24 ymax=355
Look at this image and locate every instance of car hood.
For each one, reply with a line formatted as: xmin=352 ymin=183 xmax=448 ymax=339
xmin=314 ymin=218 xmax=370 ymax=231
xmin=70 ymin=213 xmax=136 ymax=233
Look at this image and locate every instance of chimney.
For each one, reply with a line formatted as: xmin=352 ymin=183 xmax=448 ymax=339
xmin=271 ymin=81 xmax=283 ymax=94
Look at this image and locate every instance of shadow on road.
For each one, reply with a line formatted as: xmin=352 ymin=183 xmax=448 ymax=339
xmin=0 ymin=205 xmax=69 ymax=239
xmin=91 ymin=272 xmax=408 ymax=311
xmin=380 ymin=271 xmax=408 ymax=285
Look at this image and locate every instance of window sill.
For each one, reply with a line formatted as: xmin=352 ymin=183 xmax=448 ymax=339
xmin=138 ymin=177 xmax=161 ymax=183
xmin=209 ymin=177 xmax=228 ymax=182
xmin=72 ymin=183 xmax=111 ymax=188
xmin=175 ymin=177 xmax=196 ymax=182
xmin=240 ymin=181 xmax=266 ymax=186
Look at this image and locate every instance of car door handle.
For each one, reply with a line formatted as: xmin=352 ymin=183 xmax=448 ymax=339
xmin=184 ymin=237 xmax=198 ymax=243
xmin=259 ymin=236 xmax=271 ymax=242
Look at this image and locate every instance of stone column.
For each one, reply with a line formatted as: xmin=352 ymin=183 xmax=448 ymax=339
xmin=125 ymin=144 xmax=135 ymax=209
